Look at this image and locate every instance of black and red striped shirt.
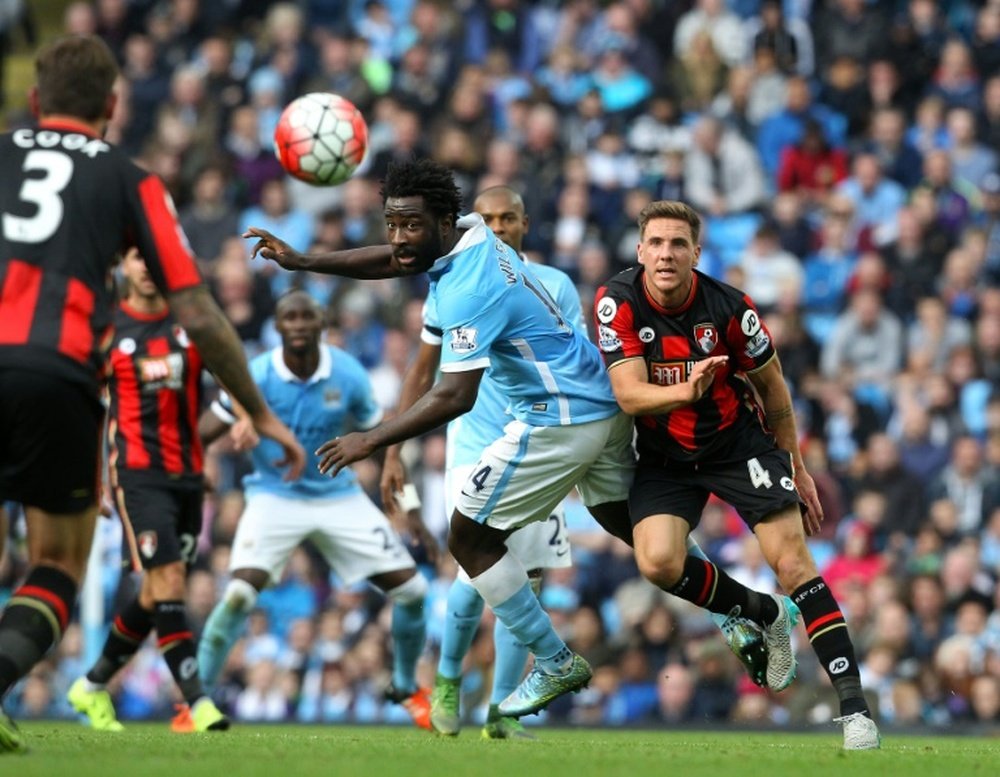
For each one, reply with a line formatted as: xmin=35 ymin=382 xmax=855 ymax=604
xmin=0 ymin=119 xmax=202 ymax=398
xmin=108 ymin=302 xmax=204 ymax=483
xmin=595 ymin=268 xmax=776 ymax=464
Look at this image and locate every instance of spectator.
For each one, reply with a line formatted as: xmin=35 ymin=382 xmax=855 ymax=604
xmin=777 ymin=118 xmax=848 ymax=215
xmin=684 ymin=115 xmax=767 ymax=217
xmin=180 ymin=163 xmax=241 ymax=268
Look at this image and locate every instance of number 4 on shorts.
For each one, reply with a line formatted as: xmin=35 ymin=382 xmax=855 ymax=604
xmin=471 ymin=465 xmax=492 ymax=493
xmin=747 ymin=457 xmax=772 ymax=489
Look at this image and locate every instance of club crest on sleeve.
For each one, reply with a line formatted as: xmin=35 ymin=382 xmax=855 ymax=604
xmin=693 ymin=323 xmax=718 ymax=354
xmin=598 ymin=324 xmax=622 ymax=352
xmin=449 ymin=327 xmax=478 ymax=353
xmin=596 ymin=297 xmax=617 ymax=324
xmin=138 ymin=530 xmax=158 ymax=560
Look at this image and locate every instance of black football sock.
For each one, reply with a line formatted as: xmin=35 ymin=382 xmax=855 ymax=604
xmin=666 ymin=556 xmax=778 ymax=625
xmin=0 ymin=565 xmax=76 ymax=696
xmin=155 ymin=600 xmax=205 ymax=705
xmin=793 ymin=577 xmax=868 ymax=717
xmin=86 ymin=596 xmax=155 ymax=685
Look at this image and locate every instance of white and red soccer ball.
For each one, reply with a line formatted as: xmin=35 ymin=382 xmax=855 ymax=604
xmin=273 ymin=92 xmax=369 ymax=186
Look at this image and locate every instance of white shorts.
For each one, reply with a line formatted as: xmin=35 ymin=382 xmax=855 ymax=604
xmin=447 ymin=465 xmax=572 ymax=571
xmin=229 ymin=490 xmax=415 ymax=585
xmin=453 ymin=412 xmax=634 ymax=534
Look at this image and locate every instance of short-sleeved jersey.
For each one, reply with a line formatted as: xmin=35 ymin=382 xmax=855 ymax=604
xmin=424 ymin=259 xmax=586 ymax=468
xmin=0 ymin=120 xmax=202 ymax=398
xmin=427 ymin=214 xmax=618 ymax=428
xmin=215 ymin=345 xmax=383 ymax=499
xmin=596 ymin=267 xmax=776 ymax=464
xmin=108 ymin=303 xmax=205 ymax=486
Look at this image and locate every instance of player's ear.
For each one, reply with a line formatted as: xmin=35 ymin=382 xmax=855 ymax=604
xmin=104 ymin=91 xmax=118 ymax=121
xmin=693 ymin=244 xmax=701 ymax=268
xmin=27 ymin=86 xmax=39 ymax=118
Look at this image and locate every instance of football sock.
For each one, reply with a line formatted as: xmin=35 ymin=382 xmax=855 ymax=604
xmin=438 ymin=579 xmax=484 ymax=680
xmin=197 ymin=578 xmax=257 ymax=689
xmin=491 ymin=615 xmax=529 ymax=703
xmin=155 ymin=600 xmax=204 ymax=705
xmin=0 ymin=565 xmax=76 ymax=695
xmin=471 ymin=554 xmax=569 ymax=676
xmin=686 ymin=537 xmax=756 ymax=631
xmin=666 ymin=555 xmax=778 ymax=626
xmin=386 ymin=574 xmax=428 ymax=695
xmin=86 ymin=596 xmax=155 ymax=685
xmin=793 ymin=577 xmax=868 ymax=717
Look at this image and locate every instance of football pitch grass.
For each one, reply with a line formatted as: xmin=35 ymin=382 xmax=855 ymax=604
xmin=7 ymin=723 xmax=999 ymax=777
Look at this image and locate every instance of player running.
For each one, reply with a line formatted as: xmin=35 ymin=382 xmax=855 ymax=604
xmin=0 ymin=36 xmax=303 ymax=753
xmin=380 ymin=186 xmax=769 ymax=738
xmin=595 ymin=200 xmax=880 ymax=750
xmin=244 ymin=159 xmax=791 ymax=719
xmin=67 ymin=248 xmax=232 ymax=733
xmin=197 ymin=290 xmax=432 ymax=728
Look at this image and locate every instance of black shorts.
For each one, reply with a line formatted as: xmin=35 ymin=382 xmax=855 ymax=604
xmin=629 ymin=447 xmax=803 ymax=530
xmin=116 ymin=477 xmax=203 ymax=570
xmin=0 ymin=368 xmax=104 ymax=513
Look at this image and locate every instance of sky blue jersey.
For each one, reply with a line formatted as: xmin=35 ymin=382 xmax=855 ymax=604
xmin=213 ymin=345 xmax=383 ymax=498
xmin=424 ymin=258 xmax=588 ymax=468
xmin=426 ymin=213 xmax=619 ymax=431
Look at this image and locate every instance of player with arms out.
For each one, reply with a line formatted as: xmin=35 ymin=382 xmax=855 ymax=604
xmin=197 ymin=290 xmax=433 ymax=728
xmin=381 ymin=185 xmax=769 ymax=738
xmin=595 ymin=200 xmax=880 ymax=750
xmin=0 ymin=35 xmax=304 ymax=753
xmin=67 ymin=248 xmax=234 ymax=733
xmin=244 ymin=160 xmax=787 ymax=719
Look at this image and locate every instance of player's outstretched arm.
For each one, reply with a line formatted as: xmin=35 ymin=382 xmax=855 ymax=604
xmin=608 ymin=356 xmax=728 ymax=416
xmin=380 ymin=340 xmax=442 ymax=508
xmin=318 ymin=368 xmax=483 ymax=478
xmin=747 ymin=357 xmax=823 ymax=536
xmin=243 ymin=227 xmax=399 ymax=278
xmin=168 ymin=286 xmax=305 ymax=480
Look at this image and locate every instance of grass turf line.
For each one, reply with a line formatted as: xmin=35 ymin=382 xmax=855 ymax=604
xmin=7 ymin=723 xmax=998 ymax=777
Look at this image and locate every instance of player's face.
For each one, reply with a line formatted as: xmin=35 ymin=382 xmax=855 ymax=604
xmin=637 ymin=218 xmax=700 ymax=307
xmin=121 ymin=247 xmax=160 ymax=300
xmin=474 ymin=193 xmax=527 ymax=253
xmin=276 ymin=298 xmax=323 ymax=356
xmin=384 ymin=196 xmax=448 ymax=274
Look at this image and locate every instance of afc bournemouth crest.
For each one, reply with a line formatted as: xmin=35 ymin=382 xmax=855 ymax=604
xmin=138 ymin=530 xmax=158 ymax=560
xmin=693 ymin=323 xmax=718 ymax=354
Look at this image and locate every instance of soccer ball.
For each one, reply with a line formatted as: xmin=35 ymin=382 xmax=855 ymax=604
xmin=273 ymin=92 xmax=369 ymax=186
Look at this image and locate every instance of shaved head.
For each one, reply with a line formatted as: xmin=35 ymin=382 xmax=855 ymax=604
xmin=474 ymin=186 xmax=529 ymax=252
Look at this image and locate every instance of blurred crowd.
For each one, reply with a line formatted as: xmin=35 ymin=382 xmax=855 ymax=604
xmin=1 ymin=0 xmax=1000 ymax=732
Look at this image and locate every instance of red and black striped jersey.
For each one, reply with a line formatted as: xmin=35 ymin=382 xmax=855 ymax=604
xmin=108 ymin=302 xmax=205 ymax=483
xmin=0 ymin=119 xmax=202 ymax=398
xmin=595 ymin=268 xmax=777 ymax=464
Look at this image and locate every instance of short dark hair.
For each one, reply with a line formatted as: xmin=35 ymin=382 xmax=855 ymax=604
xmin=638 ymin=200 xmax=702 ymax=243
xmin=381 ymin=158 xmax=463 ymax=224
xmin=35 ymin=35 xmax=119 ymax=121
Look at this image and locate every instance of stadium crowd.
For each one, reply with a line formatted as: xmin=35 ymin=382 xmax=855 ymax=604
xmin=1 ymin=0 xmax=1000 ymax=732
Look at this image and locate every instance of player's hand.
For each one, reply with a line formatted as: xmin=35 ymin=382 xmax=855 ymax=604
xmin=251 ymin=408 xmax=306 ymax=480
xmin=316 ymin=432 xmax=376 ymax=477
xmin=99 ymin=484 xmax=115 ymax=518
xmin=687 ymin=356 xmax=728 ymax=403
xmin=380 ymin=450 xmax=407 ymax=518
xmin=404 ymin=511 xmax=440 ymax=565
xmin=229 ymin=415 xmax=260 ymax=452
xmin=794 ymin=468 xmax=823 ymax=536
xmin=243 ymin=227 xmax=302 ymax=270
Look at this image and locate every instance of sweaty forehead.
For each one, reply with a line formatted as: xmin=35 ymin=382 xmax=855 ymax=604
xmin=644 ymin=218 xmax=694 ymax=241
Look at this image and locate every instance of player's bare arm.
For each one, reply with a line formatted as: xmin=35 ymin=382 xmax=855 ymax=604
xmin=380 ymin=340 xmax=442 ymax=510
xmin=167 ymin=285 xmax=305 ymax=480
xmin=607 ymin=355 xmax=728 ymax=416
xmin=747 ymin=357 xmax=823 ymax=535
xmin=243 ymin=227 xmax=399 ymax=278
xmin=317 ymin=368 xmax=483 ymax=477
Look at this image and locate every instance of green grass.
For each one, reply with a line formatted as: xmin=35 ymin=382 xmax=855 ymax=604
xmin=5 ymin=723 xmax=999 ymax=777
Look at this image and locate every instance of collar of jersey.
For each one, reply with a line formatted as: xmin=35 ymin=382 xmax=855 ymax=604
xmin=38 ymin=118 xmax=101 ymax=137
xmin=120 ymin=301 xmax=169 ymax=322
xmin=427 ymin=213 xmax=488 ymax=276
xmin=270 ymin=344 xmax=331 ymax=384
xmin=641 ymin=269 xmax=700 ymax=315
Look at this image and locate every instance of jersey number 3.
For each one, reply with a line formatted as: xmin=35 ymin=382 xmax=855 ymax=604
xmin=2 ymin=150 xmax=73 ymax=244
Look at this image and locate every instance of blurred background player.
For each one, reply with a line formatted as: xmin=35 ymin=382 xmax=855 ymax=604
xmin=0 ymin=35 xmax=303 ymax=753
xmin=382 ymin=186 xmax=769 ymax=738
xmin=67 ymin=248 xmax=231 ymax=733
xmin=197 ymin=290 xmax=432 ymax=728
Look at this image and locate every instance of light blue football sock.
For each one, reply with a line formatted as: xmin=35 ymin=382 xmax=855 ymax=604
xmin=490 ymin=618 xmax=529 ymax=704
xmin=492 ymin=583 xmax=568 ymax=674
xmin=391 ymin=598 xmax=427 ymax=694
xmin=438 ymin=579 xmax=484 ymax=680
xmin=197 ymin=598 xmax=251 ymax=691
